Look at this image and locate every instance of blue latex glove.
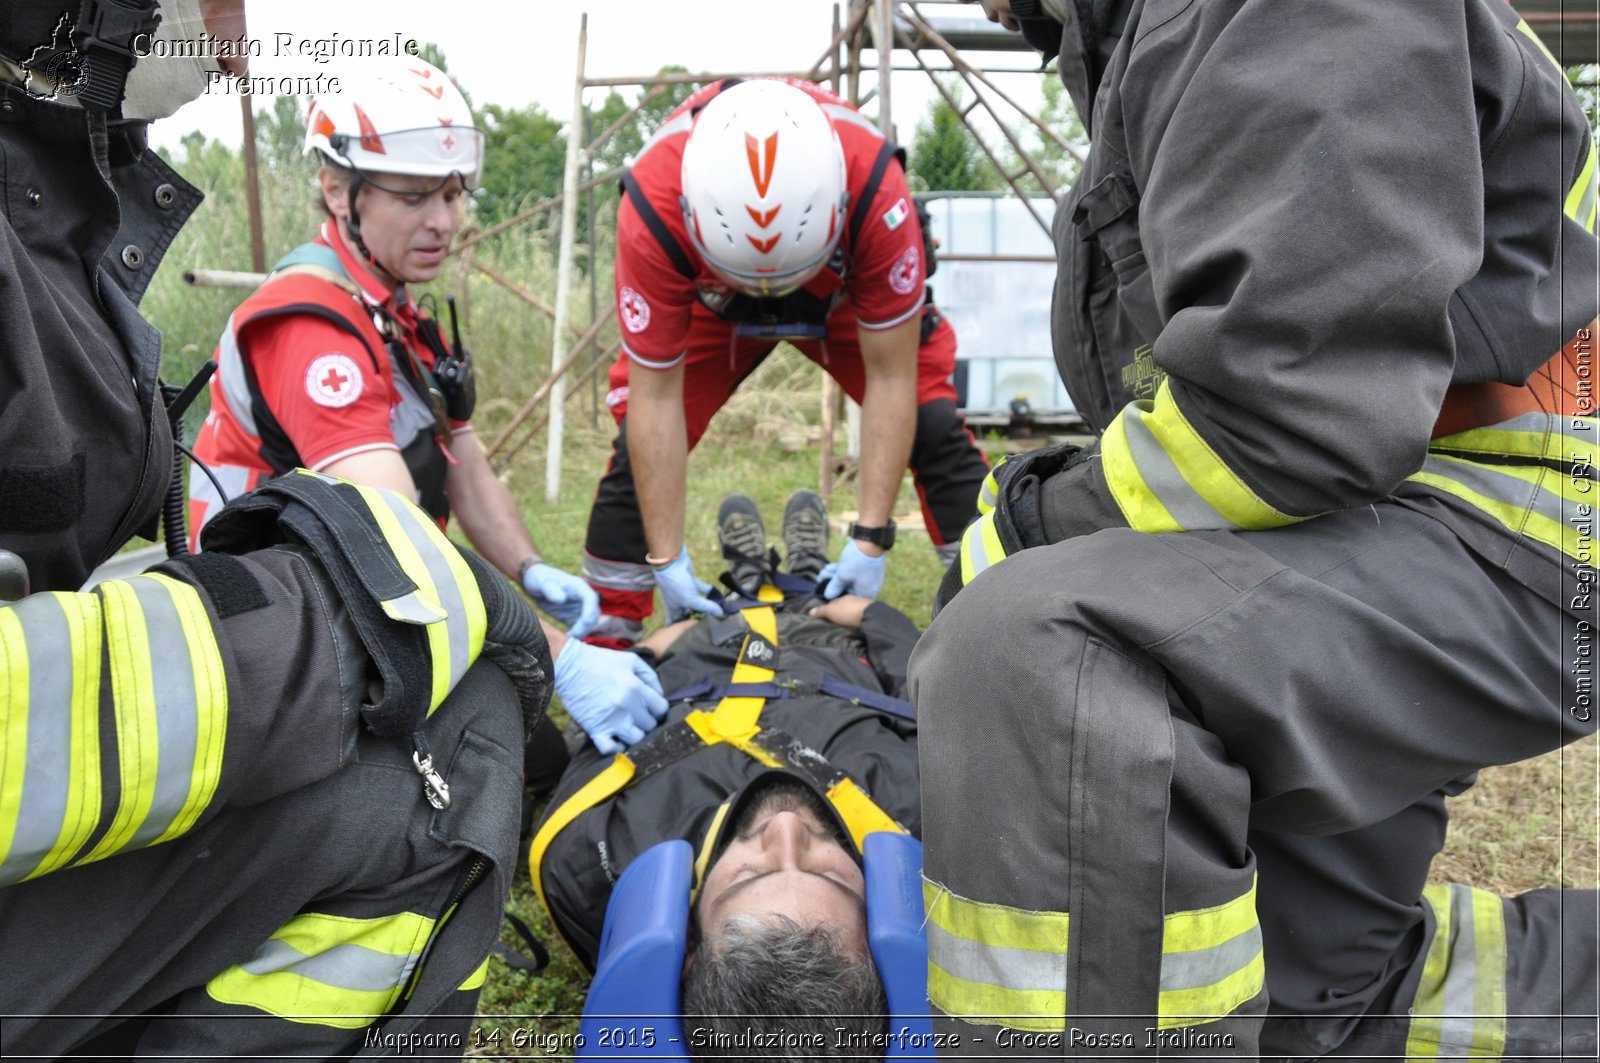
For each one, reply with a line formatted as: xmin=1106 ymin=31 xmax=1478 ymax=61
xmin=651 ymin=546 xmax=725 ymax=622
xmin=521 ymin=561 xmax=601 ymax=639
xmin=553 ymin=638 xmax=669 ymax=755
xmin=818 ymin=540 xmax=888 ymax=600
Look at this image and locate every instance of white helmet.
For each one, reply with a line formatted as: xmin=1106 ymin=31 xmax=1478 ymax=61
xmin=680 ymin=80 xmax=849 ymax=298
xmin=305 ymin=57 xmax=484 ymax=190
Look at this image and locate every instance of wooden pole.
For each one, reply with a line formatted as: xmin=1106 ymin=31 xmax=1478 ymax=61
xmin=239 ymin=97 xmax=266 ymax=272
xmin=546 ymin=14 xmax=588 ymax=504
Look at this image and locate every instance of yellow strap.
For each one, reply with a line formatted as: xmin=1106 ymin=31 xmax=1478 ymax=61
xmin=527 ymin=755 xmax=637 ymax=924
xmin=702 ymin=606 xmax=780 ymax=737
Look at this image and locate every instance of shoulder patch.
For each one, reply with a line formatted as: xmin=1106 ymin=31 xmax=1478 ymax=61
xmin=888 ymin=246 xmax=921 ymax=295
xmin=305 ymin=352 xmax=365 ymax=408
xmin=883 ymin=197 xmax=909 ymax=231
xmin=619 ymin=286 xmax=653 ymax=334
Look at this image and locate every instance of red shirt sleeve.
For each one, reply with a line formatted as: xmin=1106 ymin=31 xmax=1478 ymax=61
xmin=614 ymin=191 xmax=698 ymax=370
xmin=844 ymin=155 xmax=926 ymax=330
xmin=242 ymin=313 xmax=400 ymax=470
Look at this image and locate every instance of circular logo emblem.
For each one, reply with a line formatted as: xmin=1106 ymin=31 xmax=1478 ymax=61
xmin=888 ymin=246 xmax=921 ymax=295
xmin=619 ymin=286 xmax=652 ymax=334
xmin=306 ymin=353 xmax=364 ymax=408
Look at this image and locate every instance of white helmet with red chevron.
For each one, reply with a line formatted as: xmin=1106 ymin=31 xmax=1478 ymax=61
xmin=679 ymin=79 xmax=849 ymax=297
xmin=304 ymin=57 xmax=484 ymax=188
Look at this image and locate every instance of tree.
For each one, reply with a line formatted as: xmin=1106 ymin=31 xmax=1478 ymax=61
xmin=907 ymin=86 xmax=1002 ymax=192
xmin=1030 ymin=73 xmax=1089 ymax=189
xmin=254 ymin=95 xmax=305 ymax=171
xmin=476 ymin=101 xmax=567 ymax=223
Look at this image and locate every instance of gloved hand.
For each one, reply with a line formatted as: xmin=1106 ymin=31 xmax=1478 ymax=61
xmin=819 ymin=540 xmax=888 ymax=600
xmin=521 ymin=561 xmax=601 ymax=639
xmin=553 ymin=638 xmax=669 ymax=755
xmin=651 ymin=546 xmax=725 ymax=622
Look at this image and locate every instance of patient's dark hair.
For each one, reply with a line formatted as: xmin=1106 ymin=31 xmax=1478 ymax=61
xmin=682 ymin=914 xmax=888 ymax=1061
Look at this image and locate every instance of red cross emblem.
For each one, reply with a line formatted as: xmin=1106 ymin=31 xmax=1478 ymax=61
xmin=306 ymin=353 xmax=364 ymax=408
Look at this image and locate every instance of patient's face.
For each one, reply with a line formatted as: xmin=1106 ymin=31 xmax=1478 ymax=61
xmin=697 ymin=784 xmax=868 ymax=949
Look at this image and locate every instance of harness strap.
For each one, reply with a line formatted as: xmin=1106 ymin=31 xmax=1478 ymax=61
xmin=528 ymin=601 xmax=907 ymax=931
xmin=621 ymin=170 xmax=697 ymax=280
xmin=848 ymin=140 xmax=906 ymax=248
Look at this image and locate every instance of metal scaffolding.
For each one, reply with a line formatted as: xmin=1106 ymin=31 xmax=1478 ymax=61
xmin=494 ymin=0 xmax=1072 ymax=504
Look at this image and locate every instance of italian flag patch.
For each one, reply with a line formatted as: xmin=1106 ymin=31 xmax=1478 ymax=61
xmin=882 ymin=197 xmax=909 ymax=231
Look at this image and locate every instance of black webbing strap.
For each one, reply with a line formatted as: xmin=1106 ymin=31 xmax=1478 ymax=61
xmin=620 ymin=170 xmax=697 ymax=280
xmin=847 ymin=140 xmax=906 ymax=249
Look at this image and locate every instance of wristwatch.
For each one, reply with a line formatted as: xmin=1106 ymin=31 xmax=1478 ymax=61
xmin=846 ymin=520 xmax=897 ymax=550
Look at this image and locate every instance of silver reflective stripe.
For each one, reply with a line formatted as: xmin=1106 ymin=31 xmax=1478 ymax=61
xmin=379 ymin=496 xmax=471 ymax=689
xmin=1419 ymin=455 xmax=1570 ymax=528
xmin=1159 ymin=924 xmax=1264 ymax=993
xmin=582 ymin=553 xmax=656 ymax=591
xmin=125 ymin=577 xmax=202 ymax=850
xmin=6 ymin=595 xmax=75 ymax=884
xmin=242 ymin=937 xmax=418 ymax=994
xmin=928 ymin=922 xmax=1067 ymax=993
xmin=1120 ymin=410 xmax=1231 ymax=530
xmin=1438 ymin=884 xmax=1480 ymax=1049
xmin=215 ymin=315 xmax=259 ymax=437
xmin=820 ymin=102 xmax=883 ymax=137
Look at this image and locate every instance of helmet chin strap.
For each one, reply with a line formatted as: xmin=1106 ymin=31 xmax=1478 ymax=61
xmin=343 ymin=170 xmax=402 ymax=288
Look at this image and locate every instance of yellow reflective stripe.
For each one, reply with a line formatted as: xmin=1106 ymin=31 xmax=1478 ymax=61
xmin=1104 ymin=388 xmax=1298 ymax=533
xmin=84 ymin=578 xmax=163 ymax=864
xmin=345 ymin=481 xmax=487 ymax=715
xmin=1409 ymin=456 xmax=1587 ymax=561
xmin=1513 ymin=18 xmax=1598 ymax=231
xmin=1407 ymin=884 xmax=1507 ymax=1059
xmin=1566 ymin=137 xmax=1598 ymax=232
xmin=144 ymin=574 xmax=228 ymax=847
xmin=1407 ymin=883 xmax=1455 ymax=1060
xmin=527 ymin=754 xmax=637 ymax=924
xmin=0 ymin=593 xmax=104 ymax=885
xmin=1515 ymin=17 xmax=1562 ymax=69
xmin=76 ymin=577 xmax=228 ymax=867
xmin=977 ymin=462 xmax=1004 ymax=515
xmin=823 ymin=778 xmax=905 ymax=850
xmin=958 ymin=511 xmax=1006 ymax=585
xmin=459 ymin=955 xmax=489 ymax=992
xmin=922 ymin=877 xmax=1069 ymax=1032
xmin=206 ymin=910 xmax=435 ymax=1028
xmin=1431 ymin=413 xmax=1598 ymax=467
xmin=1158 ymin=878 xmax=1264 ymax=1029
xmin=1468 ymin=887 xmax=1508 ymax=1058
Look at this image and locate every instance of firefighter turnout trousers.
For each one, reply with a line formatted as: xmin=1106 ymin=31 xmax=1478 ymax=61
xmin=911 ymin=499 xmax=1597 ymax=1059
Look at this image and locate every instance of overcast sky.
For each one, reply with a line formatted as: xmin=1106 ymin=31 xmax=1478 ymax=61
xmin=149 ymin=0 xmax=1050 ymax=155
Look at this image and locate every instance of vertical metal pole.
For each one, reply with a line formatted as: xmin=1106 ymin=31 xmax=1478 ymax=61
xmin=547 ymin=14 xmax=587 ymax=504
xmin=239 ymin=96 xmax=265 ymax=272
xmin=821 ymin=3 xmax=845 ymax=503
xmin=586 ymin=108 xmax=600 ymax=428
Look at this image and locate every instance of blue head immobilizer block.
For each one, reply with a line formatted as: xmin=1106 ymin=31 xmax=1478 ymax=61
xmin=578 ymin=832 xmax=931 ymax=1059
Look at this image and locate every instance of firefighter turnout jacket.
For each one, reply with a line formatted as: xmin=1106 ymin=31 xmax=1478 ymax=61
xmin=532 ymin=602 xmax=922 ymax=968
xmin=0 ymin=75 xmax=546 ymax=1056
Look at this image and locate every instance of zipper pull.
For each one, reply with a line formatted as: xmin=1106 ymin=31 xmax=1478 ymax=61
xmin=412 ymin=731 xmax=452 ymax=810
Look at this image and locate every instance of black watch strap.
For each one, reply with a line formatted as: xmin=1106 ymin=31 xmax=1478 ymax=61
xmin=847 ymin=520 xmax=897 ymax=550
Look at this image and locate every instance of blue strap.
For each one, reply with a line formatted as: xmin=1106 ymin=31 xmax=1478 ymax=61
xmin=818 ymin=673 xmax=915 ymax=721
xmin=271 ymin=242 xmax=347 ymax=277
xmin=664 ymin=680 xmax=794 ymax=704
